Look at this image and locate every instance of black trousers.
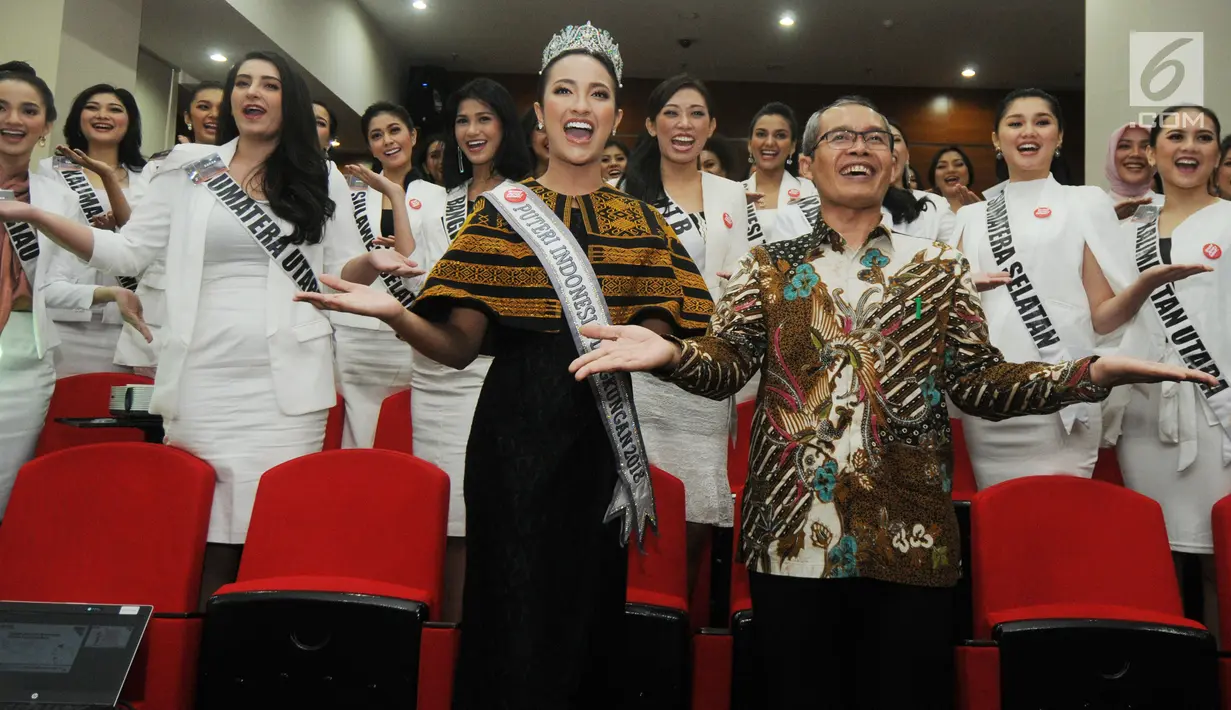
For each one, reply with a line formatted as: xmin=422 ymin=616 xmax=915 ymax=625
xmin=749 ymin=572 xmax=955 ymax=710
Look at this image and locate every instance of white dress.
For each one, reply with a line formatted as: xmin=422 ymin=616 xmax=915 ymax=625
xmin=114 ymin=157 xmax=173 ymax=373
xmin=171 ymin=203 xmax=327 ymax=544
xmin=38 ymin=162 xmax=133 ymax=377
xmin=888 ymin=190 xmax=956 ymax=244
xmin=330 ymin=183 xmax=413 ymax=449
xmin=407 ymin=179 xmax=491 ymax=537
xmin=1105 ymin=200 xmax=1231 ymax=552
xmin=953 ymin=176 xmax=1117 ymax=489
xmin=633 ymin=187 xmax=747 ymax=526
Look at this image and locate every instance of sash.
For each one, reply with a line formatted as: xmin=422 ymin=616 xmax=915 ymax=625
xmin=183 ymin=154 xmax=321 ymax=293
xmin=984 ymin=191 xmax=1063 ymax=358
xmin=744 ymin=201 xmax=765 ymax=246
xmin=443 ymin=183 xmax=468 ymax=241
xmin=655 ymin=193 xmax=700 ymax=244
xmin=794 ymin=193 xmax=821 ymax=230
xmin=55 ymin=163 xmax=139 ymax=291
xmin=1133 ymin=217 xmax=1231 ymax=461
xmin=483 ymin=181 xmax=656 ymax=548
xmin=348 ymin=189 xmax=416 ymax=308
xmin=1 ymin=219 xmax=39 ymax=283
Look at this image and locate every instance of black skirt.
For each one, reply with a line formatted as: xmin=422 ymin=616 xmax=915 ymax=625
xmin=452 ymin=328 xmax=627 ymax=710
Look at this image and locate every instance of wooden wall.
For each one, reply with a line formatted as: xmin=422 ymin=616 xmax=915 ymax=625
xmin=452 ymin=72 xmax=1086 ymax=192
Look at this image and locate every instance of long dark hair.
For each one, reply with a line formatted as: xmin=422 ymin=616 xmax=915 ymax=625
xmin=928 ymin=145 xmax=975 ymax=191
xmin=749 ymin=102 xmax=799 ymax=177
xmin=701 ymin=135 xmax=734 ymax=177
xmin=412 ymin=133 xmax=444 ymax=184
xmin=313 ymin=100 xmax=338 ymax=142
xmin=0 ymin=61 xmax=56 ymax=123
xmin=361 ymin=101 xmax=417 ymax=189
xmin=64 ymin=84 xmax=146 ymax=170
xmin=442 ymin=78 xmax=531 ymax=189
xmin=216 ymin=50 xmax=334 ymax=246
xmin=624 ymin=74 xmax=713 ymax=204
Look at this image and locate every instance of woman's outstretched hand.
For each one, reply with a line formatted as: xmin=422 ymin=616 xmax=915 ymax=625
xmin=568 ymin=323 xmax=681 ymax=380
xmin=294 ymin=273 xmax=406 ymax=322
xmin=1090 ymin=355 xmax=1220 ymax=389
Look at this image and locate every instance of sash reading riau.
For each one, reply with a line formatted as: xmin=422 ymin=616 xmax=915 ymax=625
xmin=984 ymin=191 xmax=1062 ymax=356
xmin=483 ymin=182 xmax=657 ymax=548
xmin=183 ymin=155 xmax=321 ymax=293
xmin=443 ymin=184 xmax=468 ymax=241
xmin=3 ymin=220 xmax=40 ymax=282
xmin=349 ymin=190 xmax=416 ymax=308
xmin=56 ymin=168 xmax=140 ymax=291
xmin=1134 ymin=217 xmax=1231 ymax=401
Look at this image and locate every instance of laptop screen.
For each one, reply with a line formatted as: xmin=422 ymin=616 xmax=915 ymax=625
xmin=0 ymin=603 xmax=151 ymax=706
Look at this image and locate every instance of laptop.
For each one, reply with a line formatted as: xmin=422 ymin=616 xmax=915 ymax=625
xmin=0 ymin=602 xmax=152 ymax=709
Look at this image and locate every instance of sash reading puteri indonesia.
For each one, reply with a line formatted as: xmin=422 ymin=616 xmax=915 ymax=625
xmin=483 ymin=182 xmax=656 ymax=548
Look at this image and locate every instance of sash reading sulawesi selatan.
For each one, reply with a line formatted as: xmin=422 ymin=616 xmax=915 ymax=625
xmin=349 ymin=189 xmax=416 ymax=308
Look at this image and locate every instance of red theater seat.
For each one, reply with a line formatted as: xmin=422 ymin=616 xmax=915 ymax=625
xmin=1210 ymin=495 xmax=1231 ymax=707
xmin=958 ymin=476 xmax=1216 ymax=709
xmin=1092 ymin=446 xmax=1125 ymax=487
xmin=322 ymin=394 xmax=345 ymax=450
xmin=198 ymin=450 xmax=450 ymax=709
xmin=0 ymin=443 xmax=215 ymax=710
xmin=35 ymin=372 xmax=155 ymax=455
xmin=373 ymin=389 xmax=413 ymax=454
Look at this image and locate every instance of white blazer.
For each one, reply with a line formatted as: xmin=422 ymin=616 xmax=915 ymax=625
xmin=403 ymin=179 xmax=449 ymax=294
xmin=886 ymin=189 xmax=956 ymax=244
xmin=35 ymin=157 xmax=134 ymax=325
xmin=86 ymin=139 xmax=368 ymax=418
xmin=113 ymin=155 xmax=174 ymax=367
xmin=23 ymin=173 xmax=91 ymax=357
xmin=686 ymin=172 xmax=754 ymax=299
xmin=742 ymin=171 xmax=817 ymax=243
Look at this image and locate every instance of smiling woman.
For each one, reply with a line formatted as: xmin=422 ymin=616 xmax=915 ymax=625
xmin=288 ymin=23 xmax=713 ymax=709
xmin=36 ymin=83 xmax=148 ymax=377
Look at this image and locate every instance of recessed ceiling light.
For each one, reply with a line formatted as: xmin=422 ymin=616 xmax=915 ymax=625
xmin=209 ymin=52 xmax=227 ymax=63
xmin=330 ymin=139 xmax=341 ymax=148
xmin=778 ymin=13 xmax=795 ymax=26
xmin=412 ymin=0 xmax=427 ymax=9
xmin=961 ymin=67 xmax=977 ymax=78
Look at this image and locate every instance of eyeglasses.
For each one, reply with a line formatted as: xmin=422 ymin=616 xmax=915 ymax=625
xmin=815 ymin=129 xmax=894 ymax=152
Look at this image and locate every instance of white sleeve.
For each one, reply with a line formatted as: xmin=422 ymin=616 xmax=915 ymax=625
xmin=86 ymin=167 xmax=175 ymax=277
xmin=39 ymin=191 xmax=99 ymax=310
xmin=322 ymin=170 xmax=368 ymax=280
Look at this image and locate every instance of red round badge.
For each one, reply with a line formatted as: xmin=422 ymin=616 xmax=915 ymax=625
xmin=505 ymin=188 xmax=527 ymax=203
xmin=408 ymin=199 xmax=422 ymax=210
xmin=1034 ymin=207 xmax=1052 ymax=218
xmin=788 ymin=189 xmax=801 ymax=199
xmin=1203 ymin=243 xmax=1222 ymax=260
xmin=723 ymin=212 xmax=734 ymax=229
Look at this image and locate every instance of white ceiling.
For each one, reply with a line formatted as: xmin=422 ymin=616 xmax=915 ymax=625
xmin=357 ymin=0 xmax=1086 ymax=90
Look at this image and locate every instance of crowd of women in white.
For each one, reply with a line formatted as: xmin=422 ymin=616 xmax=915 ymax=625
xmin=3 ymin=47 xmax=1231 ymax=627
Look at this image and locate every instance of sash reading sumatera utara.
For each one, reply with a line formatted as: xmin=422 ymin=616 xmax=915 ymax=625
xmin=482 ymin=180 xmax=657 ymax=548
xmin=183 ymin=154 xmax=321 ymax=293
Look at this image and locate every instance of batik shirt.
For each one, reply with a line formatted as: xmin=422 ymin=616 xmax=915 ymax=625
xmin=666 ymin=219 xmax=1109 ymax=587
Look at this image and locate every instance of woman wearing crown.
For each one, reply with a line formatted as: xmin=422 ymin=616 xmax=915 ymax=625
xmin=295 ymin=24 xmax=712 ymax=710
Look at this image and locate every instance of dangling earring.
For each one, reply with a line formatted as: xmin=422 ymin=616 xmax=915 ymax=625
xmin=747 ymin=154 xmax=754 ymax=164
xmin=1054 ymin=146 xmax=1062 ymax=158
xmin=612 ymin=128 xmax=617 ymax=137
xmin=536 ymin=121 xmax=543 ymax=130
xmin=786 ymin=156 xmax=793 ymax=166
xmin=995 ymin=149 xmax=1003 ymax=160
xmin=186 ymin=122 xmax=193 ymax=132
xmin=457 ymin=146 xmax=465 ymax=172
xmin=38 ymin=136 xmax=47 ymax=147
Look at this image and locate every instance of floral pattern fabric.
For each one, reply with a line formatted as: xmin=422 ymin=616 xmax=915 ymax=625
xmin=665 ymin=220 xmax=1108 ymax=587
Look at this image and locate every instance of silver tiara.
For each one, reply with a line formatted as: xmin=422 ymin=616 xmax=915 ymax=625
xmin=540 ymin=22 xmax=623 ymax=87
